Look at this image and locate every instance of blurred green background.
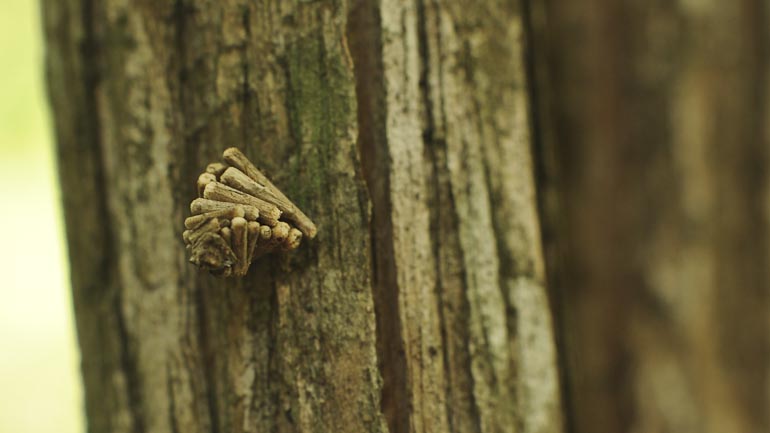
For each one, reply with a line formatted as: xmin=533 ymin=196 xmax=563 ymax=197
xmin=0 ymin=1 xmax=83 ymax=432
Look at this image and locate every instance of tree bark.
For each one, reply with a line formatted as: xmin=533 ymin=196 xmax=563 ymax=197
xmin=44 ymin=1 xmax=562 ymax=433
xmin=529 ymin=1 xmax=770 ymax=432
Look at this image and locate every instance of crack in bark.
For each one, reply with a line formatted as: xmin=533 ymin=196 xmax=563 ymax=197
xmin=240 ymin=6 xmax=252 ymax=153
xmin=170 ymin=1 xmax=223 ymax=431
xmin=519 ymin=1 xmax=576 ymax=432
xmin=78 ymin=0 xmax=148 ymax=431
xmin=416 ymin=1 xmax=483 ymax=431
xmin=347 ymin=1 xmax=409 ymax=432
xmin=113 ymin=293 xmax=147 ymax=433
xmin=196 ymin=283 xmax=221 ymax=433
xmin=196 ymin=280 xmax=219 ymax=433
xmin=166 ymin=363 xmax=182 ymax=433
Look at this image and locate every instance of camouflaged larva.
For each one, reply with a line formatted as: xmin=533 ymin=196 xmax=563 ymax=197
xmin=183 ymin=148 xmax=316 ymax=277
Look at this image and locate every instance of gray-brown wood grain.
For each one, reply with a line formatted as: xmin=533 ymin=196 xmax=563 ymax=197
xmin=44 ymin=0 xmax=561 ymax=432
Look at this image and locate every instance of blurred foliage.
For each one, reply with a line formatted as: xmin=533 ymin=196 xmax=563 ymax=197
xmin=0 ymin=2 xmax=48 ymax=154
xmin=0 ymin=1 xmax=83 ymax=432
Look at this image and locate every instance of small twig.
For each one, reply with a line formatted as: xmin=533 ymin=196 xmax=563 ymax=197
xmin=222 ymin=148 xmax=317 ymax=238
xmin=184 ymin=206 xmax=246 ymax=230
xmin=190 ymin=198 xmax=259 ymax=221
xmin=282 ymin=228 xmax=303 ymax=251
xmin=231 ymin=217 xmax=249 ymax=276
xmin=197 ymin=173 xmax=217 ymax=197
xmin=220 ymin=167 xmax=317 ymax=238
xmin=206 ymin=162 xmax=228 ymax=177
xmin=203 ymin=182 xmax=281 ymax=226
xmin=183 ymin=218 xmax=221 ymax=247
xmin=252 ymin=225 xmax=273 ymax=258
xmin=246 ymin=221 xmax=260 ymax=264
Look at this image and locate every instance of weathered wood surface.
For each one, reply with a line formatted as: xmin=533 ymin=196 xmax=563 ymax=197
xmin=44 ymin=0 xmax=562 ymax=432
xmin=349 ymin=1 xmax=562 ymax=432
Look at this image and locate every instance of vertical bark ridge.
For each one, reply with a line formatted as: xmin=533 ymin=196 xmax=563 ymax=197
xmin=707 ymin=1 xmax=770 ymax=429
xmin=420 ymin=2 xmax=563 ymax=432
xmin=347 ymin=1 xmax=410 ymax=432
xmin=379 ymin=0 xmax=450 ymax=430
xmin=428 ymin=8 xmax=514 ymax=429
xmin=349 ymin=0 xmax=564 ymax=431
xmin=43 ymin=0 xmax=138 ymax=431
xmin=417 ymin=3 xmax=481 ymax=432
xmin=520 ymin=1 xmax=576 ymax=432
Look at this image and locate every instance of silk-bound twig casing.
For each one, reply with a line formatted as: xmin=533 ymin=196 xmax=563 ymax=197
xmin=223 ymin=148 xmax=318 ymax=238
xmin=183 ymin=148 xmax=317 ymax=277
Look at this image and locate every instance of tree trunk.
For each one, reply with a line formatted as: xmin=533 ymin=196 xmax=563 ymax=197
xmin=43 ymin=1 xmax=562 ymax=432
xmin=529 ymin=1 xmax=770 ymax=433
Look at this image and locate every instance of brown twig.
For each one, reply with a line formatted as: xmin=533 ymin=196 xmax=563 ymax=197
xmin=203 ymin=182 xmax=281 ymax=226
xmin=222 ymin=148 xmax=317 ymax=238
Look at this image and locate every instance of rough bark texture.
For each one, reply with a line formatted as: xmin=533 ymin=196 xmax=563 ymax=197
xmin=530 ymin=1 xmax=770 ymax=433
xmin=44 ymin=0 xmax=562 ymax=432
